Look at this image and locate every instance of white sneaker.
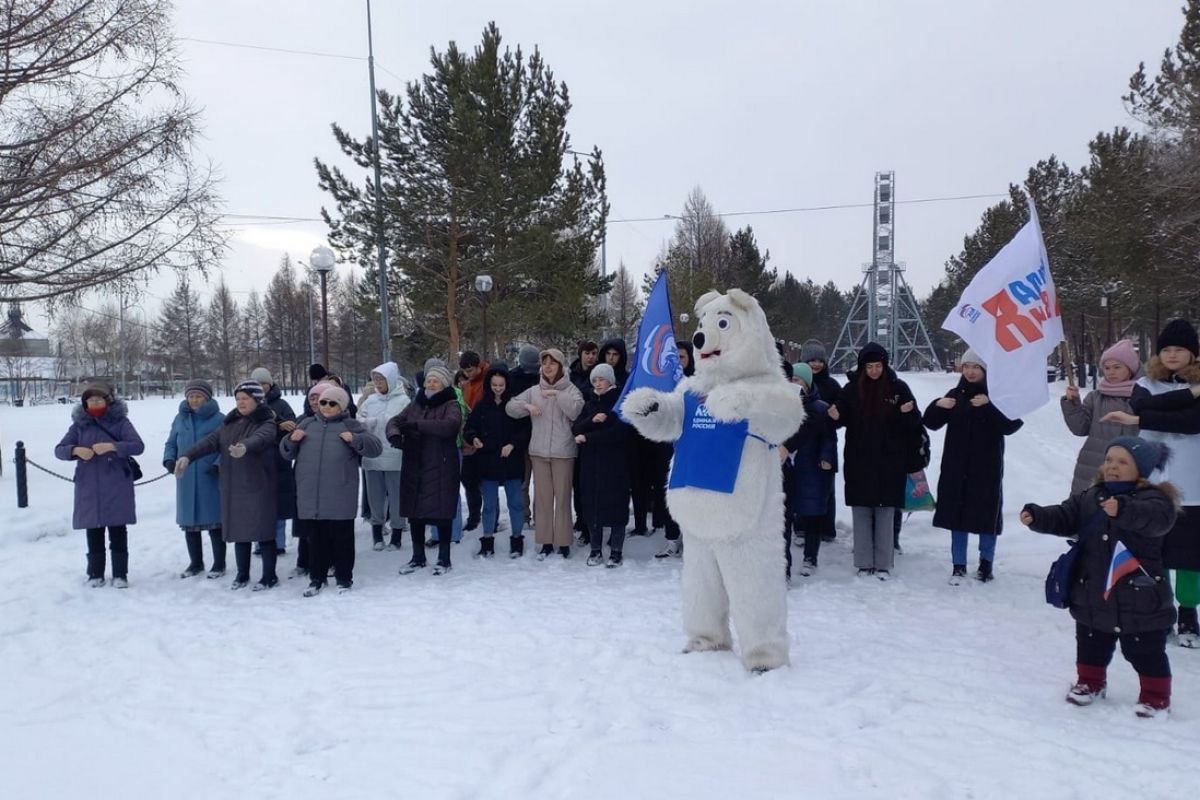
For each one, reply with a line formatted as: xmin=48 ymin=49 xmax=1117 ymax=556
xmin=372 ymin=541 xmax=386 ymax=552
xmin=798 ymin=559 xmax=817 ymax=577
xmin=875 ymin=570 xmax=891 ymax=581
xmin=432 ymin=564 xmax=452 ymax=576
xmin=1178 ymin=631 xmax=1200 ymax=649
xmin=655 ymin=540 xmax=682 ymax=559
xmin=1134 ymin=702 xmax=1169 ymax=718
xmin=111 ymin=577 xmax=128 ymax=589
xmin=87 ymin=577 xmax=105 ymax=588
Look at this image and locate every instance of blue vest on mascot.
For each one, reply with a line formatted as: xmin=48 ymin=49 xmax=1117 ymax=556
xmin=669 ymin=392 xmax=749 ymax=494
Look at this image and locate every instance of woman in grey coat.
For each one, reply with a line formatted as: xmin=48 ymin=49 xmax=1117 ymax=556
xmin=176 ymin=381 xmax=280 ymax=590
xmin=281 ymin=384 xmax=382 ymax=595
xmin=1061 ymin=340 xmax=1141 ymax=494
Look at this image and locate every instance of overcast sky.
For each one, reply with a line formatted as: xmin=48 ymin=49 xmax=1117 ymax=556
xmin=90 ymin=0 xmax=1186 ymax=324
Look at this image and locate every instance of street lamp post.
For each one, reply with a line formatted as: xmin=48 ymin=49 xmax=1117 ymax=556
xmin=310 ymin=246 xmax=337 ymax=368
xmin=475 ymin=274 xmax=493 ymax=359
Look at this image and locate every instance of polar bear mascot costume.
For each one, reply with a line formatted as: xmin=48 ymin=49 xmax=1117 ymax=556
xmin=622 ymin=288 xmax=804 ymax=672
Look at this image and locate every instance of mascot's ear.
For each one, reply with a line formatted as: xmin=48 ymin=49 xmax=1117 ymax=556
xmin=725 ymin=288 xmax=755 ymax=310
xmin=694 ymin=290 xmax=722 ymax=316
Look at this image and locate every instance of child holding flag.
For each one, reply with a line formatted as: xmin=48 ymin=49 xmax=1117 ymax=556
xmin=1020 ymin=436 xmax=1178 ymax=717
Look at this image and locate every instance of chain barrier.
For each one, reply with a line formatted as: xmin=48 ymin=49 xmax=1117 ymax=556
xmin=15 ymin=441 xmax=172 ymax=512
xmin=23 ymin=457 xmax=172 ymax=486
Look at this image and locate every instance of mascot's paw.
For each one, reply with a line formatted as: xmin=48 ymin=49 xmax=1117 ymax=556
xmin=741 ymin=645 xmax=789 ymax=673
xmin=621 ymin=388 xmax=663 ymax=419
xmin=683 ymin=635 xmax=733 ymax=654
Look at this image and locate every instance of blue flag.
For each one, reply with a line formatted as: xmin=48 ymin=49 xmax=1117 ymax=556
xmin=617 ymin=270 xmax=683 ymax=422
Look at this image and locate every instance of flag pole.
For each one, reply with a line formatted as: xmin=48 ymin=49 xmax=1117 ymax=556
xmin=1060 ymin=341 xmax=1075 ymax=389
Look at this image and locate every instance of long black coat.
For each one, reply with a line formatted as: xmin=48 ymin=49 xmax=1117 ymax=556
xmin=1026 ymin=482 xmax=1178 ymax=634
xmin=183 ymin=404 xmax=278 ymax=543
xmin=264 ymin=383 xmax=298 ymax=520
xmin=387 ymin=386 xmax=462 ymax=521
xmin=923 ymin=376 xmax=1022 ymax=535
xmin=571 ymin=388 xmax=632 ymax=528
xmin=463 ymin=371 xmax=531 ymax=483
xmin=831 ymin=366 xmax=921 ymax=508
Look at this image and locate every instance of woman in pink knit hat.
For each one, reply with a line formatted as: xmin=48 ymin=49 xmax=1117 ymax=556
xmin=1060 ymin=339 xmax=1142 ymax=494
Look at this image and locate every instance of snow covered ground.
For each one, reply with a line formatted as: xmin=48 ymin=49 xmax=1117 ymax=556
xmin=1 ymin=373 xmax=1196 ymax=799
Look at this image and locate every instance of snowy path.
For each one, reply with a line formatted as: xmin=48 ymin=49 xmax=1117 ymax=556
xmin=1 ymin=375 xmax=1196 ymax=799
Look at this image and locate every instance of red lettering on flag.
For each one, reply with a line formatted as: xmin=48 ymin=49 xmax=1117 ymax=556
xmin=981 ymin=290 xmax=1045 ymax=352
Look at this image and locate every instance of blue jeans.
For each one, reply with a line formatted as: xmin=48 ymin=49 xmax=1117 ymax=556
xmin=482 ymin=478 xmax=524 ymax=538
xmin=274 ymin=519 xmax=287 ymax=550
xmin=951 ymin=530 xmax=996 ymax=565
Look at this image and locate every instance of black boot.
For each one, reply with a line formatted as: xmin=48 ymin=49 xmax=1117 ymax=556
xmin=260 ymin=540 xmax=278 ymax=584
xmin=476 ymin=536 xmax=495 ymax=559
xmin=181 ymin=531 xmax=205 ymax=578
xmin=208 ymin=530 xmax=227 ymax=576
xmin=976 ymin=559 xmax=994 ymax=583
xmin=86 ymin=550 xmax=105 ymax=581
xmin=389 ymin=528 xmax=404 ymax=550
xmin=510 ymin=536 xmax=524 ymax=558
xmin=1179 ymin=606 xmax=1199 ymax=635
xmin=111 ymin=549 xmax=128 ymax=581
xmin=558 ymin=545 xmax=571 ymax=559
xmin=371 ymin=524 xmax=384 ymax=550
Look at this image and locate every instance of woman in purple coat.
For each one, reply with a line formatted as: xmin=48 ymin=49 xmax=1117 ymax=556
xmin=54 ymin=382 xmax=145 ymax=588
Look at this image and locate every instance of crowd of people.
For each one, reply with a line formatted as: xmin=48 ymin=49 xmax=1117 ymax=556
xmin=54 ymin=319 xmax=1200 ymax=716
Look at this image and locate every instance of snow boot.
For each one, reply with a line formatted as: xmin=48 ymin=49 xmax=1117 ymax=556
xmin=86 ymin=549 xmax=105 ymax=582
xmin=389 ymin=528 xmax=405 ymax=550
xmin=558 ymin=546 xmax=571 ymax=559
xmin=1177 ymin=607 xmax=1199 ymax=648
xmin=976 ymin=559 xmax=994 ymax=583
xmin=475 ymin=536 xmax=495 ymax=559
xmin=1135 ymin=675 xmax=1171 ymax=717
xmin=111 ymin=549 xmax=128 ymax=583
xmin=111 ymin=577 xmax=129 ymax=589
xmin=181 ymin=531 xmax=205 ymax=578
xmin=949 ymin=564 xmax=967 ymax=586
xmin=432 ymin=563 xmax=452 ymax=576
xmin=875 ymin=569 xmax=891 ymax=581
xmin=336 ymin=581 xmax=353 ymax=594
xmin=372 ymin=524 xmax=385 ymax=551
xmin=252 ymin=576 xmax=279 ymax=592
xmin=655 ymin=540 xmax=682 ymax=559
xmin=303 ymin=581 xmax=324 ymax=597
xmin=509 ymin=536 xmax=524 ymax=558
xmin=209 ymin=530 xmax=226 ymax=574
xmin=87 ymin=577 xmax=106 ymax=588
xmin=398 ymin=559 xmax=427 ymax=575
xmin=537 ymin=544 xmax=554 ymax=561
xmin=606 ymin=550 xmax=623 ymax=569
xmin=798 ymin=558 xmax=817 ymax=577
xmin=586 ymin=550 xmax=604 ymax=566
xmin=1066 ymin=664 xmax=1107 ymax=706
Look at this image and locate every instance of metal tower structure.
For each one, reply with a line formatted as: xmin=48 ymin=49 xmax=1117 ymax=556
xmin=831 ymin=171 xmax=941 ymax=372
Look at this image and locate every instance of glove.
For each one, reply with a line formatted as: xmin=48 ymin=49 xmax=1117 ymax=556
xmin=227 ymin=442 xmax=247 ymax=459
xmin=206 ymin=464 xmax=219 ymax=477
xmin=173 ymin=456 xmax=190 ymax=478
xmin=387 ymin=434 xmax=404 ymax=449
xmin=163 ymin=459 xmax=176 ymax=473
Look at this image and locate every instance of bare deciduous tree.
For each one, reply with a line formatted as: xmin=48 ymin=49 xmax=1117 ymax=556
xmin=0 ymin=0 xmax=224 ymax=302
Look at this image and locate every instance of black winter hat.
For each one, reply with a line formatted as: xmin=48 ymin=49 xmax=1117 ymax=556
xmin=857 ymin=342 xmax=889 ymax=369
xmin=1156 ymin=319 xmax=1199 ymax=357
xmin=308 ymin=363 xmax=328 ymax=382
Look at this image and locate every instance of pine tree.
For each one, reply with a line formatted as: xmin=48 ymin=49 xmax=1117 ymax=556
xmin=607 ymin=261 xmax=644 ymax=344
xmin=316 ymin=22 xmax=608 ymax=355
xmin=158 ymin=275 xmax=206 ymax=380
xmin=206 ymin=278 xmax=240 ymax=393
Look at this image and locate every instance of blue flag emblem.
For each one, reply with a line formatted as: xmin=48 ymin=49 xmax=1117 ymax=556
xmin=617 ymin=270 xmax=682 ymax=421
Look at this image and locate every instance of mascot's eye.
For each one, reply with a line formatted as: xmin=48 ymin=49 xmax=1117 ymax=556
xmin=717 ymin=318 xmax=730 ymax=330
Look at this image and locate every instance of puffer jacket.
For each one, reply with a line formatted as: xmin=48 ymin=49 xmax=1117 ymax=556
xmin=280 ymin=410 xmax=382 ymax=519
xmin=506 ymin=368 xmax=585 ymax=459
xmin=1061 ymin=391 xmax=1139 ymax=495
xmin=55 ymin=399 xmax=145 ymax=530
xmin=1025 ymin=480 xmax=1179 ymax=634
xmin=358 ymin=361 xmax=410 ymax=472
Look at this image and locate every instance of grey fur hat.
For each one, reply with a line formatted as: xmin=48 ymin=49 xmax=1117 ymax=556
xmin=800 ymin=339 xmax=828 ymax=363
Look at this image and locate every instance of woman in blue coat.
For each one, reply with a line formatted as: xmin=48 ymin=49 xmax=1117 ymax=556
xmin=163 ymin=380 xmax=225 ymax=579
xmin=54 ymin=382 xmax=145 ymax=588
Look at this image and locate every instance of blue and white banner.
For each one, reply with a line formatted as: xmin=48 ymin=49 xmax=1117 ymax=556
xmin=616 ymin=270 xmax=683 ymax=421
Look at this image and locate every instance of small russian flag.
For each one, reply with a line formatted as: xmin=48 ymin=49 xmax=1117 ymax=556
xmin=1103 ymin=540 xmax=1143 ymax=601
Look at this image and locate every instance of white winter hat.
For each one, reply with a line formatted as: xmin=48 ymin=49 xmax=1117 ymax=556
xmin=960 ymin=348 xmax=986 ymax=369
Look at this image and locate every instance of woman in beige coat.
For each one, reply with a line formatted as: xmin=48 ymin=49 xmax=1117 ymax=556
xmin=507 ymin=348 xmax=585 ymax=558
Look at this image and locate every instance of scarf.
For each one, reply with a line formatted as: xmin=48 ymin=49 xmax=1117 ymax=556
xmin=1097 ymin=376 xmax=1137 ymax=398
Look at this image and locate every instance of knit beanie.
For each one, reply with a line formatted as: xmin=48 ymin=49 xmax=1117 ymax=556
xmin=800 ymin=339 xmax=828 ymax=363
xmin=184 ymin=379 xmax=214 ymax=401
xmin=233 ymin=380 xmax=265 ymax=403
xmin=858 ymin=342 xmax=888 ymax=368
xmin=590 ymin=363 xmax=616 ymax=386
xmin=518 ymin=345 xmax=540 ymax=371
xmin=792 ymin=363 xmax=813 ymax=388
xmin=307 ymin=382 xmax=325 ymax=399
xmin=1156 ymin=319 xmax=1199 ymax=357
xmin=1099 ymin=339 xmax=1142 ymax=378
xmin=318 ymin=384 xmax=350 ymax=410
xmin=1107 ymin=436 xmax=1171 ymax=480
xmin=308 ymin=363 xmax=328 ymax=382
xmin=81 ymin=381 xmax=113 ymax=403
xmin=424 ymin=365 xmax=454 ymax=390
xmin=960 ymin=348 xmax=987 ymax=369
xmin=250 ymin=367 xmax=272 ymax=385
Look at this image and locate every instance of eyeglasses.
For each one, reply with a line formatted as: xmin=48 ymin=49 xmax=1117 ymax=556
xmin=318 ymin=400 xmax=341 ymax=407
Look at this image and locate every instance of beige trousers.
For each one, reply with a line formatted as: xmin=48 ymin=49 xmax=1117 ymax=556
xmin=531 ymin=456 xmax=575 ymax=547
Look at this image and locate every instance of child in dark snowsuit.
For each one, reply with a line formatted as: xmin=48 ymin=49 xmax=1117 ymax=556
xmin=1021 ymin=436 xmax=1178 ymax=718
xmin=782 ymin=363 xmax=836 ymax=579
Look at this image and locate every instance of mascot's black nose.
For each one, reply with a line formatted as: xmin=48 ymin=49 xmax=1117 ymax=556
xmin=693 ymin=332 xmax=705 ymax=349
